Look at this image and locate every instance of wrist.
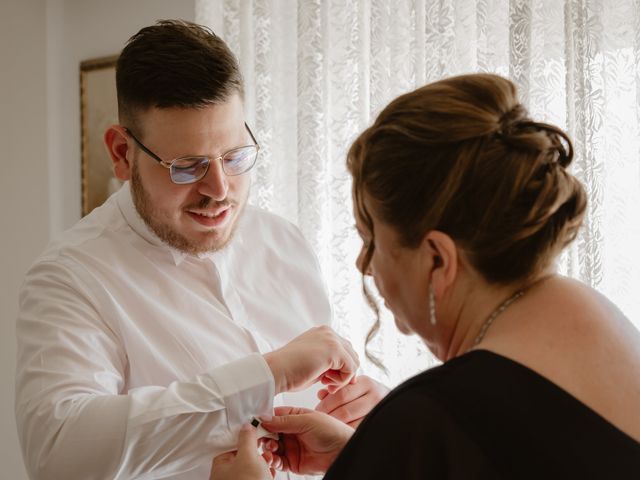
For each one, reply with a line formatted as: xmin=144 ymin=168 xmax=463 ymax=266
xmin=263 ymin=351 xmax=285 ymax=395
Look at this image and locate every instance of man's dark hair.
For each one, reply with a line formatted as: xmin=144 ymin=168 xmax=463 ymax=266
xmin=116 ymin=19 xmax=243 ymax=131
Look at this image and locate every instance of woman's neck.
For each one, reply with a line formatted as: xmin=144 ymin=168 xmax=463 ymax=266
xmin=437 ymin=271 xmax=554 ymax=361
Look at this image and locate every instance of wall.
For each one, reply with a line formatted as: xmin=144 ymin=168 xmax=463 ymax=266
xmin=50 ymin=0 xmax=197 ymax=234
xmin=0 ymin=1 xmax=48 ymax=477
xmin=1 ymin=1 xmax=196 ymax=478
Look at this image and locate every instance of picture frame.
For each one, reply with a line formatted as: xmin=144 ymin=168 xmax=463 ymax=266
xmin=80 ymin=54 xmax=122 ymax=216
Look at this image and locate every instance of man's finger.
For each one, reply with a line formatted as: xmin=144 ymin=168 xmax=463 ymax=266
xmin=324 ymin=369 xmax=356 ymax=393
xmin=317 ymin=388 xmax=329 ymax=400
xmin=322 ymin=369 xmax=348 ymax=384
xmin=340 ymin=338 xmax=360 ymax=370
xmin=328 ymin=342 xmax=359 ymax=384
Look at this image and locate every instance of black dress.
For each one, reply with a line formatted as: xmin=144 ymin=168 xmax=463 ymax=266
xmin=324 ymin=350 xmax=640 ymax=479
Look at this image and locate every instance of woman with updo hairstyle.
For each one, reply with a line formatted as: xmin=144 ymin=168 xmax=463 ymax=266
xmin=212 ymin=74 xmax=640 ymax=480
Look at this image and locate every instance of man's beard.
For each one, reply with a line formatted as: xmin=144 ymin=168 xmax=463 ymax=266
xmin=130 ymin=160 xmax=244 ymax=255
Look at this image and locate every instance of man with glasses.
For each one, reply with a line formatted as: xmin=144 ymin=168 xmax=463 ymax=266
xmin=15 ymin=20 xmax=386 ymax=480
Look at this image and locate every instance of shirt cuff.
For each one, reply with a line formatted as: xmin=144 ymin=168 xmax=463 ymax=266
xmin=210 ymin=352 xmax=275 ymax=428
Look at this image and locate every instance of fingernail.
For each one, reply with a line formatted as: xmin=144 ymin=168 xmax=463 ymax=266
xmin=259 ymin=415 xmax=273 ymax=422
xmin=241 ymin=423 xmax=252 ymax=431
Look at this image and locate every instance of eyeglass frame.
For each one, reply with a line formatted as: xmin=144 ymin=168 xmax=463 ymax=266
xmin=123 ymin=122 xmax=260 ymax=184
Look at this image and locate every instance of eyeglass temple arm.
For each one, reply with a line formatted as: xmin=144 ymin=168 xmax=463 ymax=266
xmin=245 ymin=123 xmax=259 ymax=150
xmin=123 ymin=127 xmax=167 ymax=165
xmin=124 ymin=124 xmax=258 ymax=164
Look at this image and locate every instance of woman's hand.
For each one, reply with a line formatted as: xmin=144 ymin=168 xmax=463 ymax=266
xmin=210 ymin=424 xmax=273 ymax=480
xmin=316 ymin=374 xmax=389 ymax=428
xmin=260 ymin=406 xmax=354 ymax=475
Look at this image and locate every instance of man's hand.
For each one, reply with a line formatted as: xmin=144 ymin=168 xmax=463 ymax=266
xmin=315 ymin=375 xmax=389 ymax=428
xmin=260 ymin=406 xmax=354 ymax=475
xmin=263 ymin=326 xmax=359 ymax=395
xmin=210 ymin=424 xmax=273 ymax=480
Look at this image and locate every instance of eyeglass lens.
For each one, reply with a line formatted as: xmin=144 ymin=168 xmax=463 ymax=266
xmin=169 ymin=146 xmax=258 ymax=184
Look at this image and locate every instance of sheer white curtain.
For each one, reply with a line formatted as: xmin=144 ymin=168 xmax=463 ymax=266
xmin=196 ymin=0 xmax=640 ymax=386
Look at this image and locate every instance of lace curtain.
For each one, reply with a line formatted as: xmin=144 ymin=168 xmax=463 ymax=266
xmin=196 ymin=0 xmax=640 ymax=387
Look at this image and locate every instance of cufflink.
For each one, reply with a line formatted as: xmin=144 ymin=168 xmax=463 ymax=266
xmin=250 ymin=416 xmax=279 ymax=440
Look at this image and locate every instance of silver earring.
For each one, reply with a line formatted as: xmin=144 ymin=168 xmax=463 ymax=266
xmin=429 ymin=286 xmax=437 ymax=326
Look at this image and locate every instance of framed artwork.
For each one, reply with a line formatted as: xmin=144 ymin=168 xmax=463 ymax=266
xmin=80 ymin=54 xmax=122 ymax=216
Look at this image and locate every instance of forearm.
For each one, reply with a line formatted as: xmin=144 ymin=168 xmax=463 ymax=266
xmin=17 ymin=354 xmax=275 ymax=479
xmin=17 ymin=261 xmax=276 ymax=478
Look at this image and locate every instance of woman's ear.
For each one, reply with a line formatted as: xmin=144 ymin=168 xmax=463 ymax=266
xmin=424 ymin=231 xmax=458 ymax=298
xmin=104 ymin=125 xmax=132 ymax=181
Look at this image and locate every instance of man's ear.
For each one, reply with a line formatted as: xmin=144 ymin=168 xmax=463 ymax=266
xmin=423 ymin=231 xmax=458 ymax=298
xmin=104 ymin=125 xmax=132 ymax=181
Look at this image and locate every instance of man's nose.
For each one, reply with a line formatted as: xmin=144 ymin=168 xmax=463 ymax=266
xmin=197 ymin=158 xmax=228 ymax=201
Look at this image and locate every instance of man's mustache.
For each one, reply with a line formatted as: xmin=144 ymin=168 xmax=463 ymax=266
xmin=189 ymin=196 xmax=233 ymax=210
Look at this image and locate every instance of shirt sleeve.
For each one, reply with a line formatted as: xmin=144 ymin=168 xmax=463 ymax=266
xmin=15 ymin=259 xmax=275 ymax=480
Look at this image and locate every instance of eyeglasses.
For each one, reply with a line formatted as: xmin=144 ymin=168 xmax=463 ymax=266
xmin=124 ymin=123 xmax=260 ymax=184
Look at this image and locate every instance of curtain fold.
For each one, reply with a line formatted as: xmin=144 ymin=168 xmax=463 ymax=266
xmin=197 ymin=0 xmax=640 ymax=386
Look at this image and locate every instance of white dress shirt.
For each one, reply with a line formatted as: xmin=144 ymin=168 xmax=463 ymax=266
xmin=15 ymin=183 xmax=332 ymax=480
